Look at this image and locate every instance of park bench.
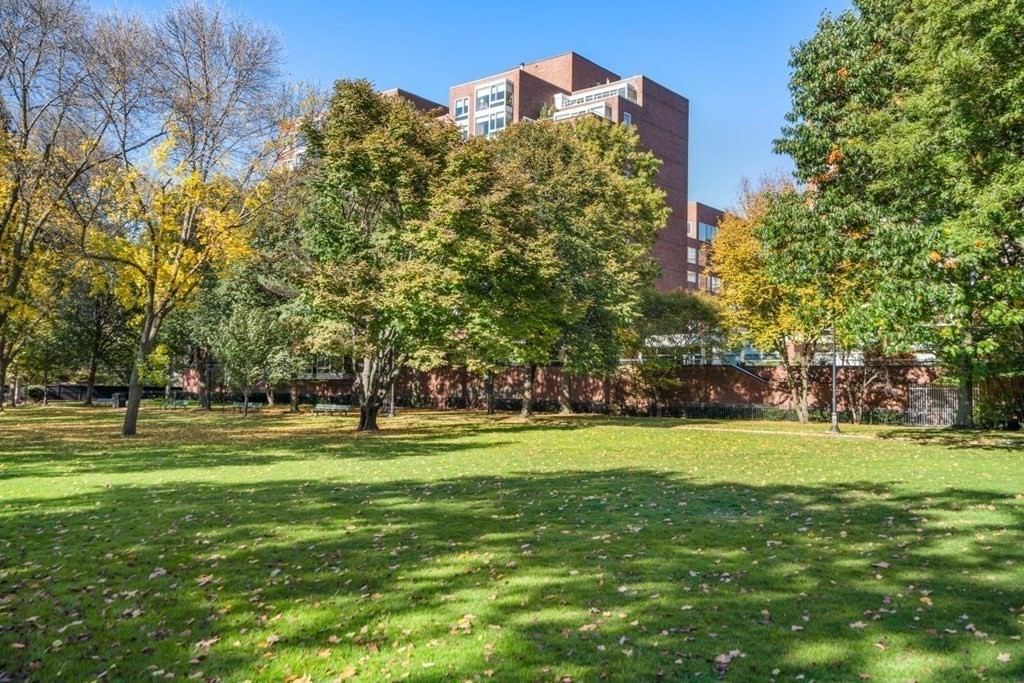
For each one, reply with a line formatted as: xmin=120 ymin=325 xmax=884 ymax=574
xmin=312 ymin=403 xmax=351 ymax=416
xmin=232 ymin=401 xmax=260 ymax=413
xmin=94 ymin=398 xmax=114 ymax=407
xmin=163 ymin=399 xmax=190 ymax=409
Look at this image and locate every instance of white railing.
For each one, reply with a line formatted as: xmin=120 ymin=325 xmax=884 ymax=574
xmin=555 ymin=81 xmax=637 ymax=110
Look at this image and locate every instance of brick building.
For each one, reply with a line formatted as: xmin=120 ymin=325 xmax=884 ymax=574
xmin=687 ymin=201 xmax=724 ymax=293
xmin=395 ymin=52 xmax=721 ymax=293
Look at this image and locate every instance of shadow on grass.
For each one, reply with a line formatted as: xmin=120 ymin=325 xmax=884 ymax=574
xmin=0 ymin=407 xmax=704 ymax=482
xmin=878 ymin=427 xmax=1024 ymax=452
xmin=1 ymin=468 xmax=1023 ymax=681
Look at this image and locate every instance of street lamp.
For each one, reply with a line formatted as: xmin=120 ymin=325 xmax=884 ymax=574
xmin=830 ymin=322 xmax=840 ymax=434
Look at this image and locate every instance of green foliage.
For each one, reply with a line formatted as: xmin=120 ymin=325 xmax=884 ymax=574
xmin=23 ymin=385 xmax=45 ymax=402
xmin=436 ymin=117 xmax=667 ymax=383
xmin=213 ymin=304 xmax=287 ymax=414
xmin=775 ymin=0 xmax=1024 ymax=426
xmin=301 ymin=79 xmax=459 ymax=429
xmin=628 ymin=288 xmax=729 ymax=412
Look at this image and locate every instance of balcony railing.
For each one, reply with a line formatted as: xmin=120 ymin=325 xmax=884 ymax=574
xmin=552 ymin=102 xmax=612 ymax=122
xmin=555 ymin=81 xmax=638 ymax=110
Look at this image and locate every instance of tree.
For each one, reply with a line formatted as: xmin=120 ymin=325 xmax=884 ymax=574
xmin=628 ymin=288 xmax=728 ymax=416
xmin=0 ymin=0 xmax=139 ymax=408
xmin=301 ymin=79 xmax=458 ymax=431
xmin=79 ymin=2 xmax=288 ymax=435
xmin=42 ymin=264 xmax=137 ymax=403
xmin=214 ymin=304 xmax=283 ymax=417
xmin=775 ymin=0 xmax=1024 ymax=427
xmin=436 ymin=118 xmax=667 ymax=417
xmin=711 ymin=178 xmax=830 ymax=423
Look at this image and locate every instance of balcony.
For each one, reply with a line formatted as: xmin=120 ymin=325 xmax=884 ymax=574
xmin=554 ymin=80 xmax=638 ymax=110
xmin=552 ymin=102 xmax=612 ymax=122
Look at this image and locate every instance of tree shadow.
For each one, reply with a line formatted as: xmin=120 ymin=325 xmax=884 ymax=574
xmin=2 ymin=468 xmax=1023 ymax=681
xmin=878 ymin=428 xmax=1024 ymax=452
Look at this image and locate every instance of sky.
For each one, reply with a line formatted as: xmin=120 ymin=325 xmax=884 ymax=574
xmin=97 ymin=0 xmax=853 ymax=210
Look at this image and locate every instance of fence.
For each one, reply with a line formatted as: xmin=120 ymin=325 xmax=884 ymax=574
xmin=907 ymin=386 xmax=962 ymax=427
xmin=659 ymin=402 xmax=911 ymax=426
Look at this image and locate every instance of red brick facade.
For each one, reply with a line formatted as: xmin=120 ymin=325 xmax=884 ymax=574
xmin=441 ymin=53 xmax=699 ymax=292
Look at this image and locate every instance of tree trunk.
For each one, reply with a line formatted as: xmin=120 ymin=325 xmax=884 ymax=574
xmin=359 ymin=402 xmax=380 ymax=431
xmin=122 ymin=360 xmax=145 ymax=436
xmin=0 ymin=357 xmax=8 ymax=412
xmin=165 ymin=357 xmax=173 ymax=401
xmin=85 ymin=356 xmax=98 ymax=405
xmin=353 ymin=347 xmax=402 ymax=432
xmin=521 ymin=363 xmax=536 ymax=418
xmin=559 ymin=370 xmax=573 ymax=415
xmin=266 ymin=384 xmax=275 ymax=406
xmin=412 ymin=370 xmax=421 ymax=408
xmin=42 ymin=368 xmax=48 ymax=406
xmin=196 ymin=347 xmax=210 ymax=410
xmin=289 ymin=382 xmax=299 ymax=413
xmin=485 ymin=371 xmax=495 ymax=415
xmin=242 ymin=390 xmax=249 ymax=418
xmin=123 ymin=315 xmax=158 ymax=437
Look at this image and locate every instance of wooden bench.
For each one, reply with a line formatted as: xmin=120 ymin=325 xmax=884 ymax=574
xmin=312 ymin=403 xmax=351 ymax=416
xmin=232 ymin=401 xmax=260 ymax=413
xmin=94 ymin=398 xmax=114 ymax=407
xmin=163 ymin=399 xmax=190 ymax=409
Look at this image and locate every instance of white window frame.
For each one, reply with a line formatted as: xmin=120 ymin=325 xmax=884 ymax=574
xmin=474 ymin=111 xmax=506 ymax=138
xmin=623 ymin=112 xmax=632 ymax=127
xmin=475 ymin=80 xmax=511 ymax=112
xmin=687 ymin=246 xmax=699 ymax=264
xmin=454 ymin=97 xmax=469 ymax=120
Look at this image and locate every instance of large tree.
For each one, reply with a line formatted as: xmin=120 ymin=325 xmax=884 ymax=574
xmin=775 ymin=0 xmax=1024 ymax=427
xmin=435 ymin=117 xmax=667 ymax=417
xmin=711 ymin=178 xmax=831 ymax=423
xmin=79 ymin=2 xmax=288 ymax=435
xmin=301 ymin=80 xmax=458 ymax=431
xmin=0 ymin=0 xmax=148 ymax=406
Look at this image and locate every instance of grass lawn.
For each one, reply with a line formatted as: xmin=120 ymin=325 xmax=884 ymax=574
xmin=1 ymin=406 xmax=1023 ymax=682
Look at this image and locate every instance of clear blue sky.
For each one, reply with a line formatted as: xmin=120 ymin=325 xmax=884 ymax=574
xmin=100 ymin=0 xmax=852 ymax=210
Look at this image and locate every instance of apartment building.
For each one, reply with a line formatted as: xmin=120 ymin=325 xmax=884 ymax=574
xmin=442 ymin=52 xmax=698 ymax=291
xmin=383 ymin=54 xmax=724 ymax=293
xmin=686 ymin=201 xmax=724 ymax=294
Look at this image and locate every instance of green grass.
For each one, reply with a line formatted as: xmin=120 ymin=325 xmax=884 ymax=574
xmin=1 ymin=406 xmax=1023 ymax=682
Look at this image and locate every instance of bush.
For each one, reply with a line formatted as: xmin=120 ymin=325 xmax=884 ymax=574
xmin=25 ymin=385 xmax=46 ymax=402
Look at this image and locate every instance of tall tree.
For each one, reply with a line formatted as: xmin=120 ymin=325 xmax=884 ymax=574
xmin=435 ymin=118 xmax=667 ymax=417
xmin=213 ymin=304 xmax=284 ymax=417
xmin=50 ymin=264 xmax=137 ymax=403
xmin=301 ymin=80 xmax=458 ymax=431
xmin=0 ymin=0 xmax=143 ymax=406
xmin=775 ymin=0 xmax=1024 ymax=427
xmin=79 ymin=2 xmax=287 ymax=435
xmin=711 ymin=178 xmax=830 ymax=423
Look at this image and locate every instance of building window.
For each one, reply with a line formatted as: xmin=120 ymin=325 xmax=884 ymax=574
xmin=698 ymin=221 xmax=718 ymax=242
xmin=623 ymin=112 xmax=632 ymax=127
xmin=457 ymin=121 xmax=469 ymax=140
xmin=709 ymin=276 xmax=722 ymax=293
xmin=687 ymin=221 xmax=695 ymax=236
xmin=475 ymin=111 xmax=506 ymax=138
xmin=475 ymin=81 xmax=510 ymax=112
xmin=454 ymin=97 xmax=469 ymax=120
xmin=688 ymin=246 xmax=699 ymax=264
xmin=687 ymin=270 xmax=698 ymax=284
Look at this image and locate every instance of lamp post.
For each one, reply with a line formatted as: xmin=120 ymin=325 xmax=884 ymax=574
xmin=830 ymin=322 xmax=840 ymax=434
